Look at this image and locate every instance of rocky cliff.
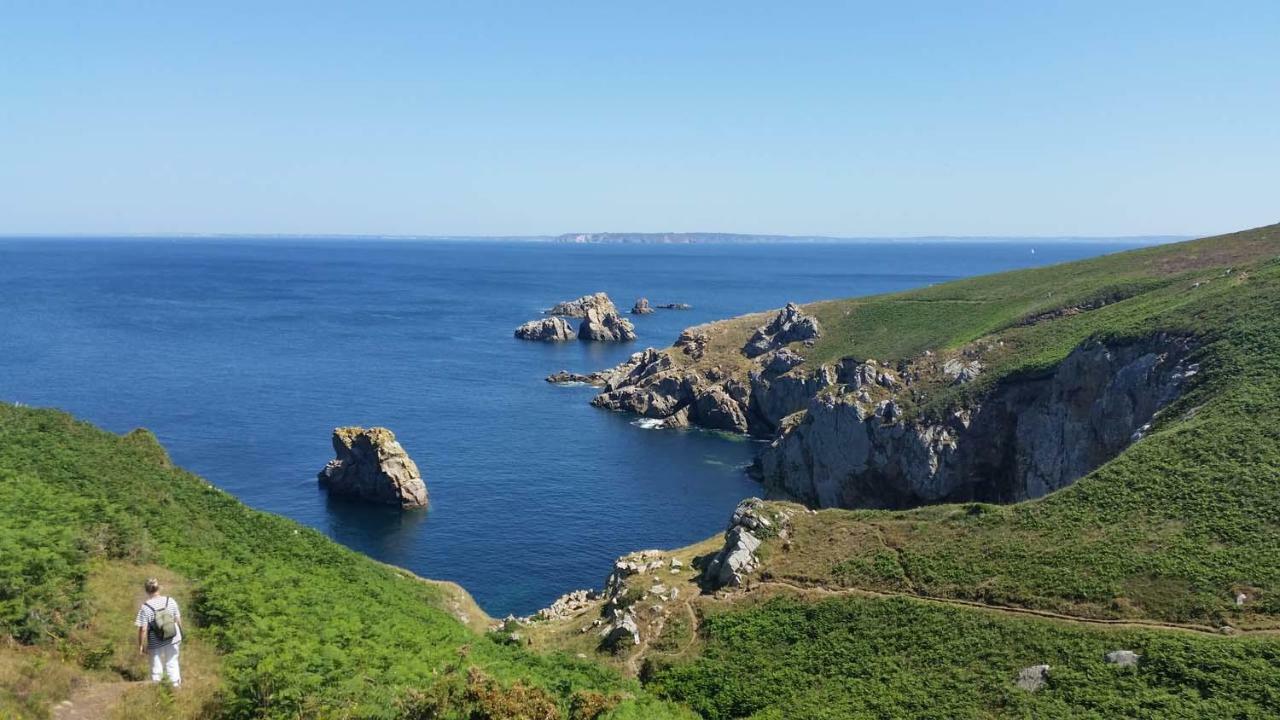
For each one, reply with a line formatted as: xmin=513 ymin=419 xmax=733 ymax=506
xmin=759 ymin=334 xmax=1198 ymax=508
xmin=318 ymin=427 xmax=429 ymax=508
xmin=589 ymin=297 xmax=1200 ymax=510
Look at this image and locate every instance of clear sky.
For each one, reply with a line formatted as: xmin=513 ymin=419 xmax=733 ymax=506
xmin=1 ymin=2 xmax=1276 ymax=237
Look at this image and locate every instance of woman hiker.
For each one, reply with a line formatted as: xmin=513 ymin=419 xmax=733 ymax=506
xmin=135 ymin=578 xmax=183 ymax=688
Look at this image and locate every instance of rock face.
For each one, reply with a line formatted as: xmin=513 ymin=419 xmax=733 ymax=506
xmin=514 ymin=317 xmax=576 ymax=342
xmin=742 ymin=303 xmax=822 ymax=358
xmin=760 ymin=335 xmax=1197 ymax=508
xmin=702 ymin=499 xmax=793 ymax=590
xmin=592 ymin=342 xmax=832 ymax=437
xmin=546 ymin=292 xmax=613 ymax=318
xmin=318 ymin=427 xmax=428 ymax=509
xmin=579 ymin=296 xmax=637 ymax=342
xmin=631 ymin=298 xmax=654 ymax=315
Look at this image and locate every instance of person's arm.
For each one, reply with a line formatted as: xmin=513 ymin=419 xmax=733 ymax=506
xmin=137 ymin=624 xmax=146 ymax=655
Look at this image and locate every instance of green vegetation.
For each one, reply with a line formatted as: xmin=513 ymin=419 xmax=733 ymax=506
xmin=647 ymin=595 xmax=1280 ymax=719
xmin=0 ymin=404 xmax=693 ymax=719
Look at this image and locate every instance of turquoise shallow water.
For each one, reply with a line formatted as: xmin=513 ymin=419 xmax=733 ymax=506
xmin=0 ymin=238 xmax=1151 ymax=615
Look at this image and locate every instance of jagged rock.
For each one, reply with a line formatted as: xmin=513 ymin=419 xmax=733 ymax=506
xmin=599 ymin=612 xmax=640 ymax=650
xmin=579 ymin=297 xmax=637 ymax=342
xmin=515 ymin=317 xmax=576 ymax=342
xmin=534 ymin=589 xmax=599 ymax=621
xmin=317 ymin=427 xmax=428 ymax=508
xmin=691 ymin=388 xmax=750 ymax=433
xmin=943 ymin=358 xmax=983 ymax=384
xmin=761 ymin=336 xmax=1197 ymax=509
xmin=547 ymin=292 xmax=614 ymax=317
xmin=742 ymin=303 xmax=822 ymax=358
xmin=1105 ymin=650 xmax=1141 ymax=667
xmin=1016 ymin=665 xmax=1051 ymax=692
xmin=766 ymin=348 xmax=806 ymax=375
xmin=631 ymin=298 xmax=654 ymax=315
xmin=657 ymin=302 xmax=692 ymax=310
xmin=675 ymin=329 xmax=710 ymax=359
xmin=702 ymin=499 xmax=790 ymax=589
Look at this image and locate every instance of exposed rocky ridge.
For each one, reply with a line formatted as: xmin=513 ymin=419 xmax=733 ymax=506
xmin=703 ymin=499 xmax=793 ymax=590
xmin=317 ymin=427 xmax=428 ymax=508
xmin=761 ymin=334 xmax=1198 ymax=508
xmin=742 ymin=302 xmax=822 ymax=358
xmin=514 ymin=317 xmax=576 ymax=342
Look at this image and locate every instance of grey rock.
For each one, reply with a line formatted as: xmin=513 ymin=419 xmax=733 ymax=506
xmin=546 ymin=292 xmax=614 ymax=317
xmin=657 ymin=302 xmax=692 ymax=310
xmin=515 ymin=316 xmax=576 ymax=342
xmin=1016 ymin=665 xmax=1051 ymax=692
xmin=1104 ymin=650 xmax=1140 ymax=667
xmin=742 ymin=303 xmax=822 ymax=358
xmin=765 ymin=348 xmax=806 ymax=375
xmin=631 ymin=297 xmax=654 ymax=314
xmin=761 ymin=335 xmax=1196 ymax=509
xmin=599 ymin=612 xmax=640 ymax=650
xmin=578 ymin=297 xmax=637 ymax=342
xmin=690 ymin=387 xmax=749 ymax=433
xmin=318 ymin=427 xmax=428 ymax=509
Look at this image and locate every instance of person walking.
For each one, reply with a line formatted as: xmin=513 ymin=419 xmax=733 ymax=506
xmin=135 ymin=578 xmax=183 ymax=688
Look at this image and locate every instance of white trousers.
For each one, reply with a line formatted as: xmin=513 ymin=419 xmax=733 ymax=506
xmin=149 ymin=644 xmax=181 ymax=686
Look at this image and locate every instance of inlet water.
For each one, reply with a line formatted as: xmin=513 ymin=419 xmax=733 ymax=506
xmin=0 ymin=238 xmax=1151 ymax=614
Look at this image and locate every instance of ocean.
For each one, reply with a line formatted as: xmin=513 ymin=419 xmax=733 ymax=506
xmin=0 ymin=237 xmax=1154 ymax=615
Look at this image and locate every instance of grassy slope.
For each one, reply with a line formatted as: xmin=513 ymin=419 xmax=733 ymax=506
xmin=0 ymin=406 xmax=692 ymax=719
xmin=630 ymin=225 xmax=1280 ymax=717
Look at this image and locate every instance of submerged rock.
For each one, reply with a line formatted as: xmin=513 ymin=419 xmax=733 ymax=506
xmin=318 ymin=427 xmax=428 ymax=509
xmin=514 ymin=316 xmax=576 ymax=342
xmin=742 ymin=303 xmax=822 ymax=358
xmin=631 ymin=297 xmax=654 ymax=315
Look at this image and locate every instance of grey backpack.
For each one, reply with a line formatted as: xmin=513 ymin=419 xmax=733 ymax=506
xmin=148 ymin=597 xmax=178 ymax=641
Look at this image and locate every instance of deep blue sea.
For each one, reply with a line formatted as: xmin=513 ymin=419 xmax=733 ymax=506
xmin=0 ymin=238 xmax=1154 ymax=615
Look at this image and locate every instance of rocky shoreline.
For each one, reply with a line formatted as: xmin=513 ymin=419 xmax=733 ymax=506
xmin=568 ymin=300 xmax=1200 ymax=510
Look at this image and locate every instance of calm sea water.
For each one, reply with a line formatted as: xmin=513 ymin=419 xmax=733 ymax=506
xmin=0 ymin=238 xmax=1151 ymax=615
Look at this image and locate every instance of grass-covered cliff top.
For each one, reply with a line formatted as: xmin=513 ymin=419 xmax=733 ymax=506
xmin=673 ymin=223 xmax=1280 ymax=418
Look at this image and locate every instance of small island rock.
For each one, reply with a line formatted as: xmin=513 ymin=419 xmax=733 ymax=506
xmin=631 ymin=298 xmax=654 ymax=315
xmin=318 ymin=427 xmax=428 ymax=509
xmin=515 ymin=317 xmax=576 ymax=342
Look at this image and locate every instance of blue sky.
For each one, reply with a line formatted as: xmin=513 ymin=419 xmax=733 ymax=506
xmin=1 ymin=2 xmax=1276 ymax=237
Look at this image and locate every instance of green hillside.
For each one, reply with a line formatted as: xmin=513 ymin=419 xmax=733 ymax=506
xmin=0 ymin=405 xmax=690 ymax=719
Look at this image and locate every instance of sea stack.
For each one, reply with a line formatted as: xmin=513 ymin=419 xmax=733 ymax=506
xmin=631 ymin=297 xmax=654 ymax=315
xmin=318 ymin=427 xmax=428 ymax=509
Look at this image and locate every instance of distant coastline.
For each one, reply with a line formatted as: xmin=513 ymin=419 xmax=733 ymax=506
xmin=0 ymin=231 xmax=1192 ymax=245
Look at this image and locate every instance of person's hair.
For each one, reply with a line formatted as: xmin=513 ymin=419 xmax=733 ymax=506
xmin=144 ymin=578 xmax=160 ymax=594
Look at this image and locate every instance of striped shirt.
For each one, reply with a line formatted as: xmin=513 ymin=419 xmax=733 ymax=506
xmin=135 ymin=596 xmax=182 ymax=650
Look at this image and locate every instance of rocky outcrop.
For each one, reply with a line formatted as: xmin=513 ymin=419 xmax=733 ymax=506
xmin=1016 ymin=665 xmax=1051 ymax=692
xmin=760 ymin=335 xmax=1198 ymax=509
xmin=579 ymin=299 xmax=637 ymax=342
xmin=657 ymin=303 xmax=692 ymax=310
xmin=514 ymin=317 xmax=576 ymax=342
xmin=702 ymin=499 xmax=793 ymax=590
xmin=318 ymin=427 xmax=428 ymax=508
xmin=631 ymin=298 xmax=654 ymax=315
xmin=545 ymin=370 xmax=609 ymax=385
xmin=742 ymin=303 xmax=822 ymax=358
xmin=546 ymin=292 xmax=613 ymax=318
xmin=1104 ymin=650 xmax=1140 ymax=667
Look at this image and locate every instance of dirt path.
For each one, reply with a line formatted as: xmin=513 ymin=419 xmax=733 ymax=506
xmin=755 ymin=579 xmax=1280 ymax=637
xmin=52 ymin=680 xmax=141 ymax=720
